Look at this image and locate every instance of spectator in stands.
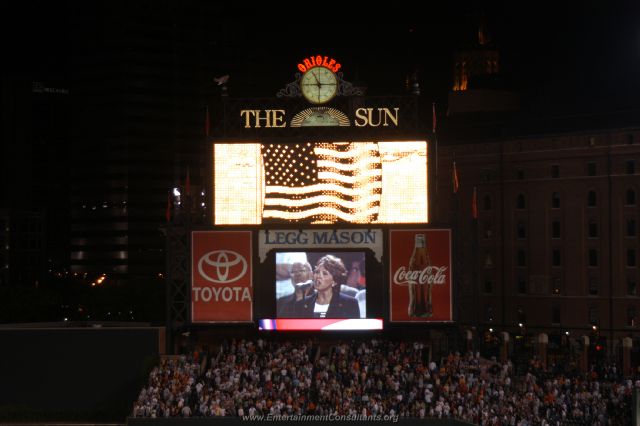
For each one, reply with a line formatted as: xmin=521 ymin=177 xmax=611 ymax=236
xmin=294 ymin=254 xmax=360 ymax=318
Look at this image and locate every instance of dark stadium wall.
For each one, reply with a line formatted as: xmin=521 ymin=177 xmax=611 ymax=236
xmin=0 ymin=327 xmax=163 ymax=419
xmin=127 ymin=418 xmax=476 ymax=426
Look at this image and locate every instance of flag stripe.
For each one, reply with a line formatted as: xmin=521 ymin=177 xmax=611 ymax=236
xmin=472 ymin=186 xmax=478 ymax=219
xmin=318 ymin=170 xmax=382 ymax=184
xmin=453 ymin=161 xmax=460 ymax=194
xmin=263 ymin=206 xmax=381 ymax=221
xmin=315 ymin=146 xmax=378 ymax=159
xmin=316 ymin=157 xmax=381 ymax=171
xmin=264 ymin=202 xmax=372 ymax=217
xmin=264 ymin=193 xmax=382 ymax=209
xmin=432 ymin=102 xmax=437 ymax=133
xmin=265 ymin=181 xmax=382 ymax=195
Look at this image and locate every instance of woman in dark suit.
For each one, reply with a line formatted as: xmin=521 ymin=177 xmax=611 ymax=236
xmin=294 ymin=254 xmax=360 ymax=318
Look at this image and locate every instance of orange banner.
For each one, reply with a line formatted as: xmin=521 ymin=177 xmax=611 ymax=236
xmin=389 ymin=229 xmax=452 ymax=322
xmin=191 ymin=231 xmax=253 ymax=322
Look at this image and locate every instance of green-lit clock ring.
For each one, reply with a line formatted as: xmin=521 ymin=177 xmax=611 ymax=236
xmin=300 ymin=66 xmax=338 ymax=104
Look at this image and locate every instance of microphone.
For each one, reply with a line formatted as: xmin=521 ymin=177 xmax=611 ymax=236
xmin=295 ymin=279 xmax=314 ymax=291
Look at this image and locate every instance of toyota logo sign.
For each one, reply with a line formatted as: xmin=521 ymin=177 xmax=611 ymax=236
xmin=197 ymin=250 xmax=248 ymax=284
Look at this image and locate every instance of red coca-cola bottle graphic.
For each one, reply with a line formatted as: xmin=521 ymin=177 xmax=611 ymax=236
xmin=408 ymin=234 xmax=433 ymax=318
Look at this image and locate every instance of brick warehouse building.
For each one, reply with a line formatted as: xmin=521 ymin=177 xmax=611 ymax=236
xmin=435 ymin=110 xmax=640 ymax=361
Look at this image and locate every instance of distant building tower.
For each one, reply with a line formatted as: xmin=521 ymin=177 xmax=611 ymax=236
xmin=452 ymin=15 xmax=499 ymax=92
xmin=449 ymin=14 xmax=518 ymax=114
xmin=0 ymin=209 xmax=45 ymax=287
xmin=0 ymin=76 xmax=70 ymax=285
xmin=67 ymin=2 xmax=219 ymax=282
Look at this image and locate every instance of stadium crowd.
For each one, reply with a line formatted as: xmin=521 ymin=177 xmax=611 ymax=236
xmin=132 ymin=337 xmax=635 ymax=425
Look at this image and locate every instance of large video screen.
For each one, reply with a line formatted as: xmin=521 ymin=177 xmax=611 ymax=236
xmin=275 ymin=251 xmax=366 ymax=319
xmin=213 ymin=141 xmax=428 ymax=225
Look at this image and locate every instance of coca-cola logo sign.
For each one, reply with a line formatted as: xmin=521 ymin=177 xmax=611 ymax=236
xmin=197 ymin=250 xmax=248 ymax=284
xmin=393 ymin=266 xmax=448 ymax=286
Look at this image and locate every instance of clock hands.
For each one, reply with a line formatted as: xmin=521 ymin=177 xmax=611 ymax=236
xmin=300 ymin=67 xmax=337 ymax=104
xmin=314 ymin=72 xmax=323 ymax=103
xmin=312 ymin=70 xmax=322 ymax=87
xmin=311 ymin=70 xmax=322 ymax=102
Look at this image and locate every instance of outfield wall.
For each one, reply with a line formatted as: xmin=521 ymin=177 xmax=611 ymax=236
xmin=0 ymin=326 xmax=164 ymax=420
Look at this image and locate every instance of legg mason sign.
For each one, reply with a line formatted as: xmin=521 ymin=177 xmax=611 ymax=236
xmin=259 ymin=229 xmax=383 ymax=262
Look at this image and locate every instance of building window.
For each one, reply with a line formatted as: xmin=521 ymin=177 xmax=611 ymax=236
xmin=589 ymin=277 xmax=599 ymax=295
xmin=552 ymin=221 xmax=561 ymax=239
xmin=627 ymin=278 xmax=637 ymax=296
xmin=484 ymin=251 xmax=493 ymax=268
xmin=627 ymin=219 xmax=637 ymax=237
xmin=627 ymin=160 xmax=636 ymax=174
xmin=551 ymin=192 xmax=560 ymax=209
xmin=483 ymin=222 xmax=493 ymax=239
xmin=628 ymin=306 xmax=636 ymax=327
xmin=483 ymin=195 xmax=492 ymax=211
xmin=516 ymin=222 xmax=526 ymax=239
xmin=628 ymin=134 xmax=635 ymax=145
xmin=517 ymin=306 xmax=526 ymax=324
xmin=552 ymin=304 xmax=561 ymax=324
xmin=516 ymin=193 xmax=526 ymax=209
xmin=551 ymin=164 xmax=559 ymax=178
xmin=588 ymin=220 xmax=599 ymax=238
xmin=516 ymin=168 xmax=524 ymax=180
xmin=485 ymin=305 xmax=494 ymax=323
xmin=587 ymin=190 xmax=597 ymax=207
xmin=588 ymin=305 xmax=598 ymax=325
xmin=589 ymin=249 xmax=598 ymax=267
xmin=484 ymin=278 xmax=493 ymax=294
xmin=482 ymin=169 xmax=493 ymax=182
xmin=626 ymin=189 xmax=636 ymax=206
xmin=517 ymin=249 xmax=526 ymax=267
xmin=552 ymin=277 xmax=562 ymax=295
xmin=628 ymin=249 xmax=637 ymax=267
xmin=552 ymin=249 xmax=561 ymax=267
xmin=517 ymin=275 xmax=527 ymax=294
xmin=587 ymin=162 xmax=597 ymax=176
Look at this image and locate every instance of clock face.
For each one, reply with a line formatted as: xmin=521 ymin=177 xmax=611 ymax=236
xmin=300 ymin=67 xmax=338 ymax=104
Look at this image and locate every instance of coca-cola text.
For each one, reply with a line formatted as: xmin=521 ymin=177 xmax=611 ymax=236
xmin=393 ymin=266 xmax=448 ymax=286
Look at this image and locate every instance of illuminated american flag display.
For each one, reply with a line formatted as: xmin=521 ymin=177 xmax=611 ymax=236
xmin=262 ymin=142 xmax=382 ymax=223
xmin=213 ymin=141 xmax=428 ymax=225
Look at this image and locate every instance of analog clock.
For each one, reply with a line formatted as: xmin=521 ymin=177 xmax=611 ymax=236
xmin=300 ymin=67 xmax=338 ymax=104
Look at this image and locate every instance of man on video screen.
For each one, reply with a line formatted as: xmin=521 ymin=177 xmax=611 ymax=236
xmin=277 ymin=261 xmax=314 ymax=317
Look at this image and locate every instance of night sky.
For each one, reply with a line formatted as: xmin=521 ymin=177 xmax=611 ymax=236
xmin=4 ymin=1 xmax=640 ymax=113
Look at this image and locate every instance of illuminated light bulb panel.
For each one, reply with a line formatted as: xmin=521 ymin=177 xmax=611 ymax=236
xmin=213 ymin=143 xmax=264 ymax=225
xmin=213 ymin=141 xmax=428 ymax=225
